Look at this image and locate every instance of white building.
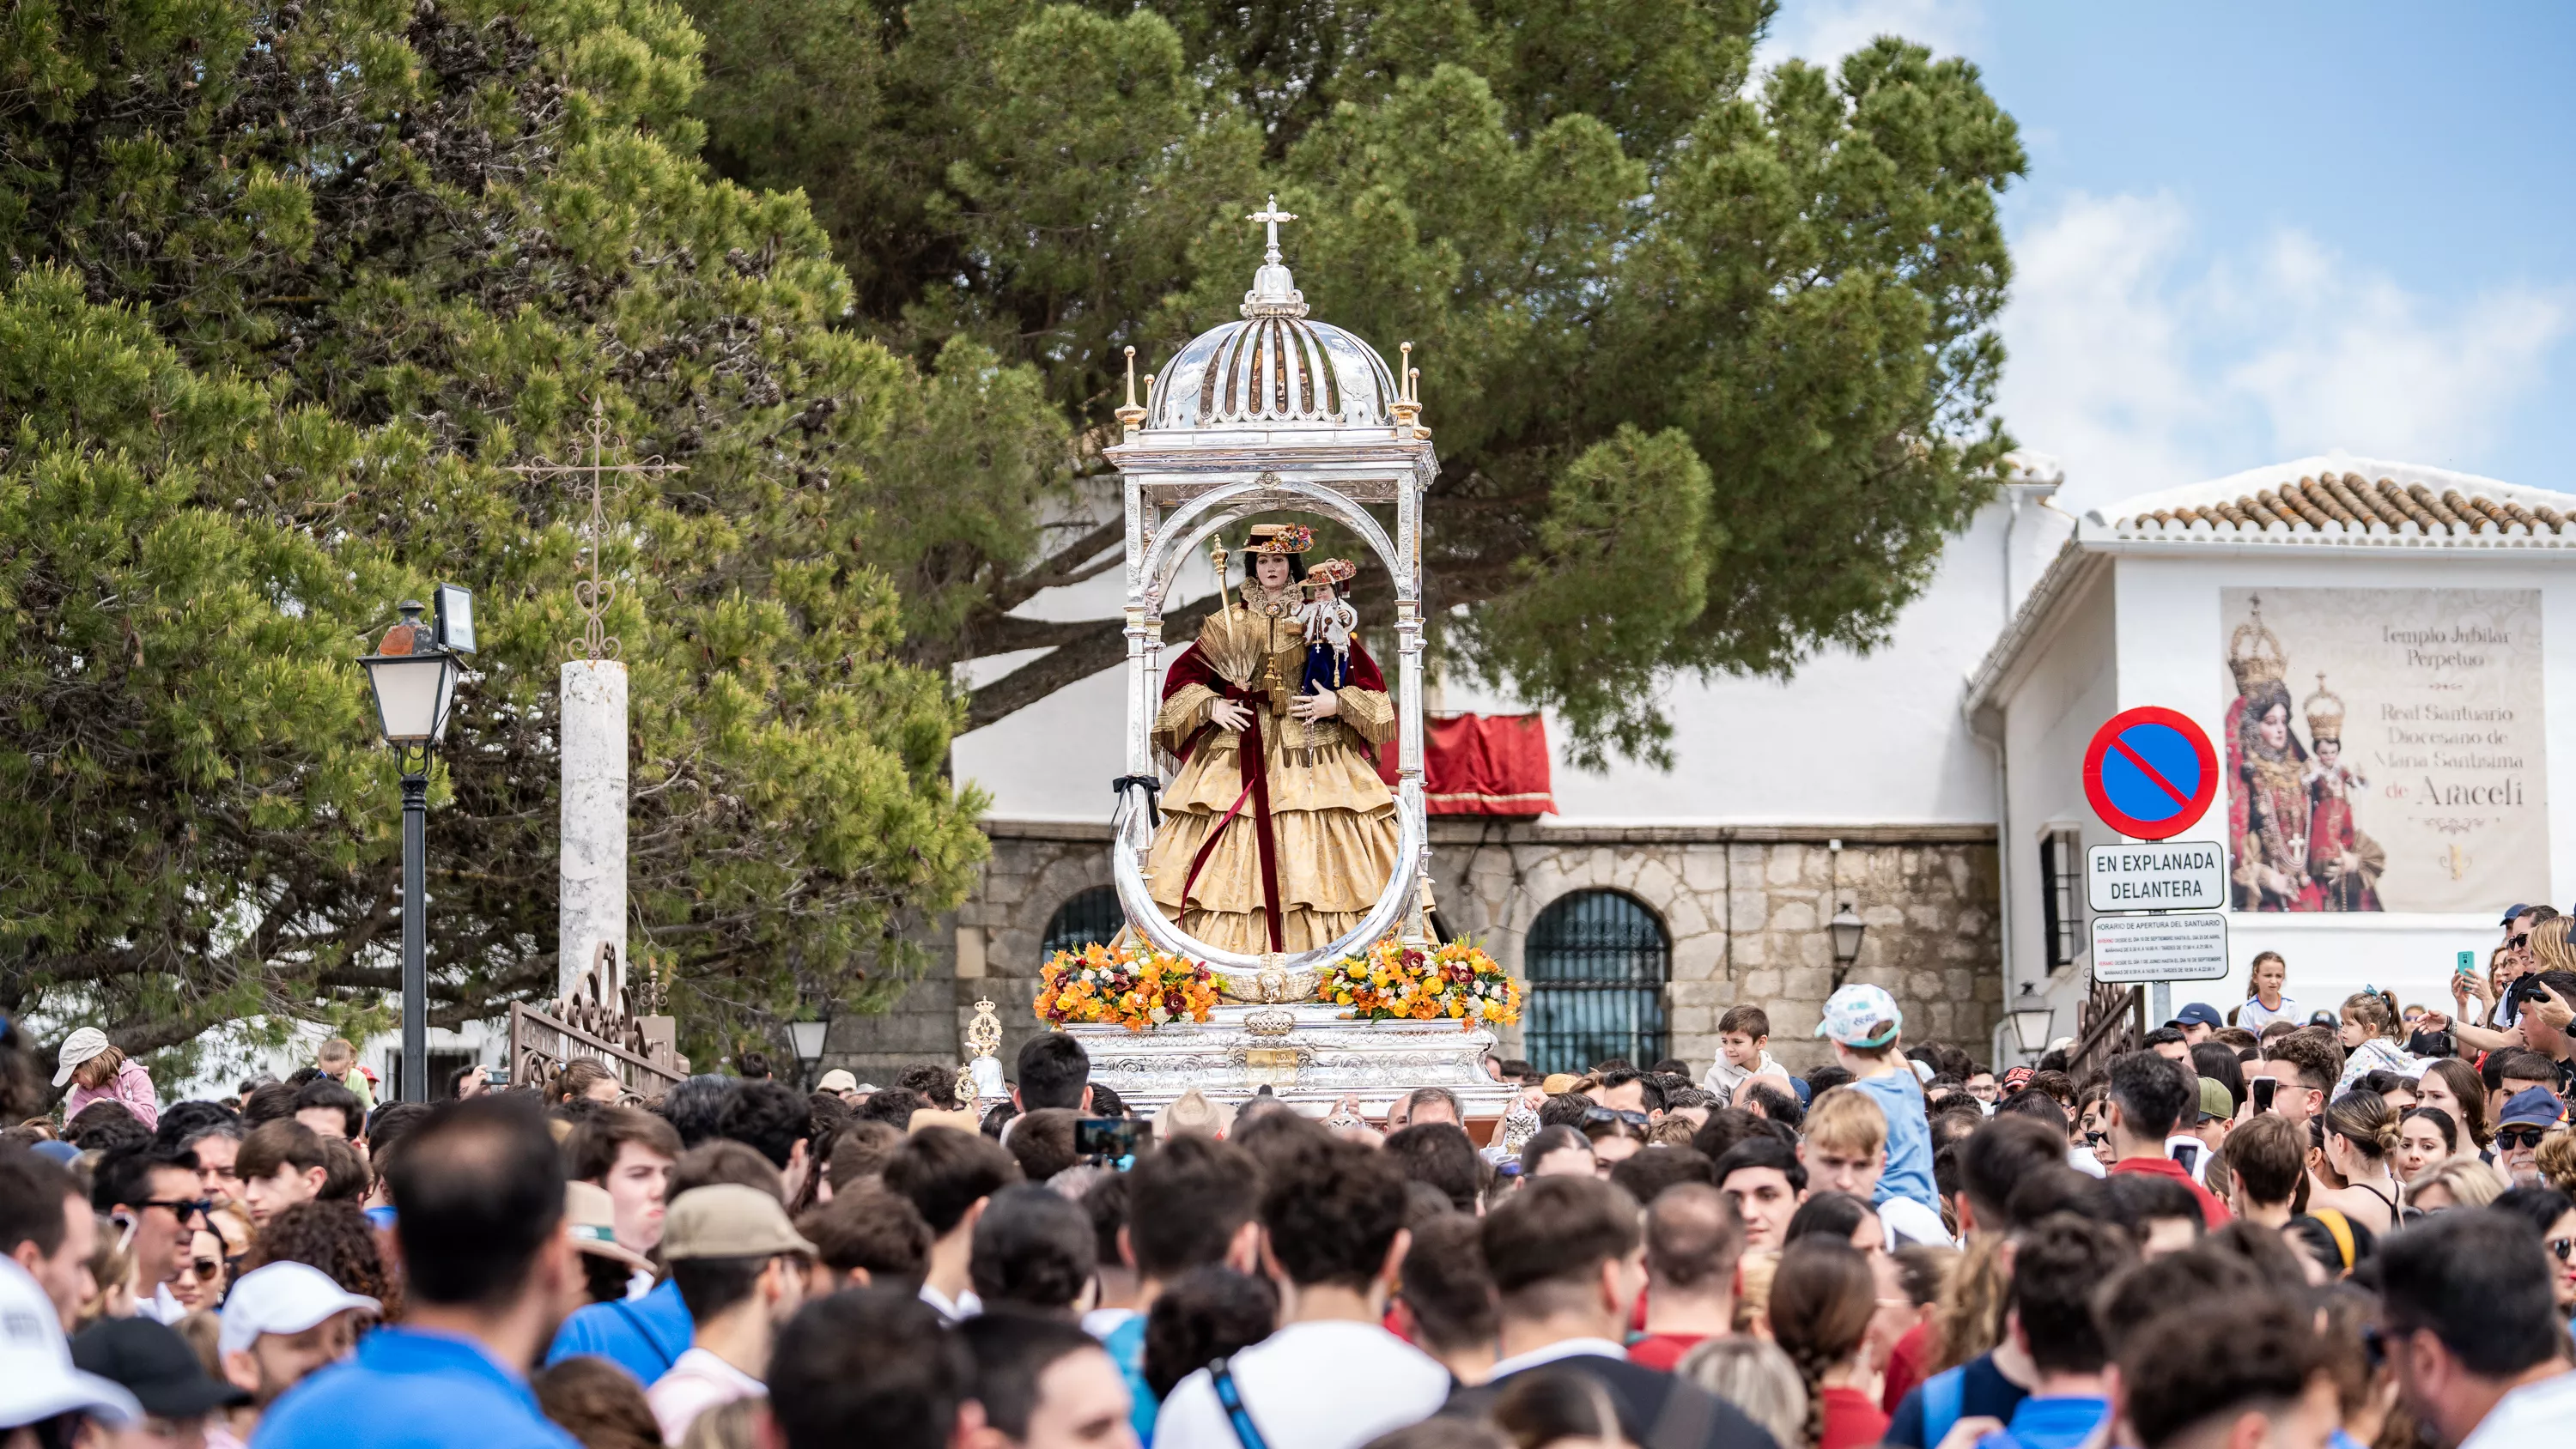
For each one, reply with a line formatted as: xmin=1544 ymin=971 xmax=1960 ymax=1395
xmin=1971 ymin=456 xmax=2576 ymax=1045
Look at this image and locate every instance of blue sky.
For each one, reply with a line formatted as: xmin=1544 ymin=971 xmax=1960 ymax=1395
xmin=1762 ymin=2 xmax=2576 ymax=514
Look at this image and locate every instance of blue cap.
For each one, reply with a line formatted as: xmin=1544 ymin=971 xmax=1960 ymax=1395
xmin=2497 ymin=1086 xmax=2565 ymax=1131
xmin=2503 ymin=903 xmax=2532 ymax=925
xmin=30 ymin=1139 xmax=78 ymax=1165
xmin=2168 ymin=1003 xmax=2224 ymax=1029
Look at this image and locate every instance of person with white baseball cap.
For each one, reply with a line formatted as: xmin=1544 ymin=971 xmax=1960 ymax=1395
xmin=1814 ymin=983 xmax=1940 ymax=1216
xmin=212 ymin=1262 xmax=379 ymax=1446
xmin=0 ymin=1256 xmax=141 ymax=1443
xmin=54 ymin=1027 xmax=161 ymax=1134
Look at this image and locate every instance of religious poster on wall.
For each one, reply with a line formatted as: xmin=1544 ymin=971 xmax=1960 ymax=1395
xmin=2221 ymin=588 xmax=2546 ymax=912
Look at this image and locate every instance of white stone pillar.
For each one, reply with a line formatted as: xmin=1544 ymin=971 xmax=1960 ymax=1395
xmin=560 ymin=659 xmax=629 ymax=1001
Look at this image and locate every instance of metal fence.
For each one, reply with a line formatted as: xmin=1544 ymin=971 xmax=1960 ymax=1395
xmin=1522 ymin=889 xmax=1669 ymax=1074
xmin=2069 ymin=979 xmax=2144 ymax=1080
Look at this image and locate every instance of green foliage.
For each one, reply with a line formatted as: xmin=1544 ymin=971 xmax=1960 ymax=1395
xmin=0 ymin=0 xmax=1001 ymax=1066
xmin=684 ymin=0 xmax=2028 ymax=762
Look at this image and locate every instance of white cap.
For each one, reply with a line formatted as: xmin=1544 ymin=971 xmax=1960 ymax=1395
xmin=51 ymin=1028 xmax=111 ymax=1088
xmin=217 ymin=1263 xmax=382 ymax=1356
xmin=0 ymin=1259 xmax=137 ymax=1429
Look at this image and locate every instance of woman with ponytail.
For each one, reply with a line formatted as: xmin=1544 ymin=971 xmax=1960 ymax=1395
xmin=2312 ymin=1088 xmax=2404 ymax=1235
xmin=2334 ymin=987 xmax=2422 ymax=1093
xmin=1767 ymin=1237 xmax=1885 ymax=1449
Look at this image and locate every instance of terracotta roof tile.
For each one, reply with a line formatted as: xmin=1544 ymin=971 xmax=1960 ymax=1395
xmin=2124 ymin=470 xmax=2568 ymax=537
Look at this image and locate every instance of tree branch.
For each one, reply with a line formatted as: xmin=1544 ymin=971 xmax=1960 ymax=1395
xmin=963 ymin=592 xmax=1222 ymax=730
xmin=985 ymin=518 xmax=1124 ymax=615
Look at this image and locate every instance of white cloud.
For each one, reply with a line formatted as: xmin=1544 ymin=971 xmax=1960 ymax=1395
xmin=1996 ymin=191 xmax=2575 ymax=514
xmin=1757 ymin=0 xmax=1987 ymax=72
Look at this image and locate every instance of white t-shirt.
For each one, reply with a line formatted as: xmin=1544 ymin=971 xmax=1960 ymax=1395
xmin=2460 ymin=1367 xmax=2576 ymax=1448
xmin=2238 ymin=996 xmax=2302 ymax=1031
xmin=1154 ymin=1319 xmax=1451 ymax=1449
xmin=647 ymin=1347 xmax=764 ymax=1444
xmin=1877 ymin=1193 xmax=1953 ymax=1248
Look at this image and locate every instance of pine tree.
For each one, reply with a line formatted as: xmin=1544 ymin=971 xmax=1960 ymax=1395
xmin=0 ymin=0 xmax=1019 ymax=1069
xmin=687 ymin=0 xmax=2028 ymax=763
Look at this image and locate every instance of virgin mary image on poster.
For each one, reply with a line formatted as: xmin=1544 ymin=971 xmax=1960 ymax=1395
xmin=2227 ymin=600 xmax=2384 ymax=911
xmin=2221 ymin=589 xmax=2548 ymax=913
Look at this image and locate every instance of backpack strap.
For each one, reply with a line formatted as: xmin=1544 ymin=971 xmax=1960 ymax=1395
xmin=1923 ymin=1365 xmax=1966 ymax=1449
xmin=1208 ymin=1356 xmax=1273 ymax=1449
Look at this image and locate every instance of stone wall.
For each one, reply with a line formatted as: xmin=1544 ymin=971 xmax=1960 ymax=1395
xmin=822 ymin=820 xmax=2004 ymax=1082
xmin=1425 ymin=823 xmax=2002 ymax=1072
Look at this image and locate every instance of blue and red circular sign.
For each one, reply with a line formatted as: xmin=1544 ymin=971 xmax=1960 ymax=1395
xmin=2082 ymin=706 xmax=2218 ymax=840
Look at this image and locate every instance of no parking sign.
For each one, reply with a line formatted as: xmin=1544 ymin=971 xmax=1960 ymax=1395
xmin=2082 ymin=706 xmax=2218 ymax=841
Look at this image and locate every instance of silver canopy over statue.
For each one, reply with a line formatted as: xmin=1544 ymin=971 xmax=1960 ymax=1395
xmin=1074 ymin=197 xmax=1514 ymax=1123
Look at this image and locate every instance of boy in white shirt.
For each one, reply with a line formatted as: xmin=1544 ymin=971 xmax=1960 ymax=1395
xmin=1701 ymin=1007 xmax=1790 ymax=1101
xmin=1154 ymin=1134 xmax=1448 ymax=1449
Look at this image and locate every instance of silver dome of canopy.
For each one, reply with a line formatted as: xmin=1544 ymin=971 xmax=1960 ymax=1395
xmin=1143 ymin=199 xmax=1401 ymax=433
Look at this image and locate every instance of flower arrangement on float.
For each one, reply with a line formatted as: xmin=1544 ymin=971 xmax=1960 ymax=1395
xmin=1319 ymin=938 xmax=1520 ymax=1028
xmin=1034 ymin=943 xmax=1220 ymax=1031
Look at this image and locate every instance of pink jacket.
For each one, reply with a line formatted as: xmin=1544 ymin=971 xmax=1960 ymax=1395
xmin=65 ymin=1058 xmax=160 ymax=1132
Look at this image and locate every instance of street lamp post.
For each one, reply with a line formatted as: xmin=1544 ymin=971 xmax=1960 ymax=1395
xmin=1828 ymin=901 xmax=1867 ymax=986
xmin=787 ymin=1017 xmax=830 ymax=1092
xmin=358 ymin=589 xmax=473 ymax=1102
xmin=2009 ymin=983 xmax=2056 ymax=1060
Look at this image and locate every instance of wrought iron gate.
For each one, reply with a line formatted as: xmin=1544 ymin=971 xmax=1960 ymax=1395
xmin=1522 ymin=890 xmax=1669 ymax=1073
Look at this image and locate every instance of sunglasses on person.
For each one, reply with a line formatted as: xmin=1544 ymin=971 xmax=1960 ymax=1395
xmin=134 ymin=1197 xmax=216 ymax=1222
xmin=1584 ymin=1106 xmax=1650 ymax=1127
xmin=2550 ymin=1237 xmax=2575 ymax=1264
xmin=187 ymin=1258 xmax=224 ymax=1282
xmin=2497 ymin=1127 xmax=2549 ymax=1151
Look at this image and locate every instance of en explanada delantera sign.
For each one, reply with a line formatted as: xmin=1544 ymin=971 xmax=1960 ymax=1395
xmin=2087 ymin=840 xmax=2227 ymax=914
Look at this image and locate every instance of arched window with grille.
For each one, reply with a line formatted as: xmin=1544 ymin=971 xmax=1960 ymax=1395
xmin=1522 ymin=889 xmax=1669 ymax=1073
xmin=1040 ymin=885 xmax=1125 ymax=960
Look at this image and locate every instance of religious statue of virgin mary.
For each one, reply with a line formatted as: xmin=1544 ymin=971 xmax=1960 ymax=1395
xmin=1145 ymin=523 xmax=1400 ymax=955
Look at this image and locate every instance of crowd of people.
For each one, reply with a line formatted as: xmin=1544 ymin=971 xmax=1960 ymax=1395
xmin=3 ymin=909 xmax=2574 ymax=1449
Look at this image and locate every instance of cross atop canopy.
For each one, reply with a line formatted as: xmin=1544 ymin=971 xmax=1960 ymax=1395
xmin=1247 ymin=195 xmax=1297 ymax=261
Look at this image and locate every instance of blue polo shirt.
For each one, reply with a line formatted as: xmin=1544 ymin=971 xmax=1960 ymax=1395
xmin=545 ymin=1278 xmax=692 ymax=1385
xmin=254 ymin=1327 xmax=579 ymax=1449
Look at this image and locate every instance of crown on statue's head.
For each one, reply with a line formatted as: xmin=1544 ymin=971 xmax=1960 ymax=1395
xmin=2228 ymin=598 xmax=2287 ymax=695
xmin=1247 ymin=524 xmax=1313 ymax=555
xmin=2303 ymin=672 xmax=2346 ymax=743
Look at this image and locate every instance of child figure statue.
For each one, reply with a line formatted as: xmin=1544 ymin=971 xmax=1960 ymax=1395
xmin=1296 ymin=557 xmax=1360 ymax=697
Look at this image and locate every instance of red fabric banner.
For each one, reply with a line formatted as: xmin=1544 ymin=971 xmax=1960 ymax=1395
xmin=1376 ymin=712 xmax=1555 ymax=816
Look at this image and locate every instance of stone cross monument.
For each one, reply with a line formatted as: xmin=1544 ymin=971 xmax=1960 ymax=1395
xmin=511 ymin=399 xmax=683 ymax=999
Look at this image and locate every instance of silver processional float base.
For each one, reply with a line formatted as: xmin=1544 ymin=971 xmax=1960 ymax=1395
xmin=1066 ymin=1004 xmax=1521 ymax=1125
